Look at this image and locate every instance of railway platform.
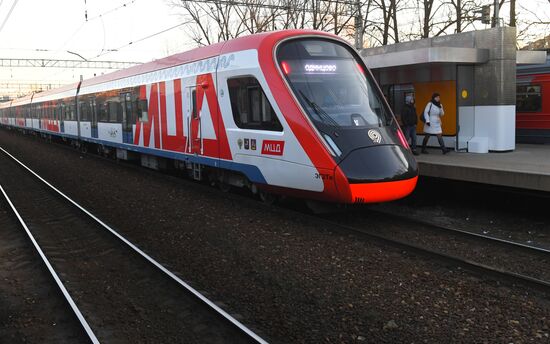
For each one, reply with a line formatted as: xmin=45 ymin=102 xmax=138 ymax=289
xmin=416 ymin=144 xmax=550 ymax=192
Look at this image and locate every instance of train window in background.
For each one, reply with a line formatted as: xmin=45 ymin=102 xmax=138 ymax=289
xmin=107 ymin=97 xmax=122 ymax=122
xmin=67 ymin=99 xmax=76 ymax=121
xmin=59 ymin=102 xmax=66 ymax=121
xmin=91 ymin=98 xmax=98 ymax=127
xmin=79 ymin=98 xmax=91 ymax=121
xmin=517 ymin=85 xmax=542 ymax=112
xmin=121 ymin=92 xmax=133 ymax=130
xmin=135 ymin=97 xmax=148 ymax=123
xmin=52 ymin=101 xmax=57 ymax=121
xmin=96 ymin=95 xmax=108 ymax=122
xmin=192 ymin=89 xmax=197 ymax=119
xmin=227 ymin=76 xmax=283 ymax=131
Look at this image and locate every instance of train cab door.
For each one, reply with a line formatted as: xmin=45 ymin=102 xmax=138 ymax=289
xmin=188 ymin=86 xmax=202 ymax=155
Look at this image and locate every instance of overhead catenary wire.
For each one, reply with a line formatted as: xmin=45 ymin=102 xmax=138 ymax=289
xmin=43 ymin=18 xmax=194 ymax=81
xmin=0 ymin=0 xmax=19 ymax=34
xmin=43 ymin=0 xmax=142 ymax=84
xmin=54 ymin=0 xmax=139 ymax=56
xmin=92 ymin=19 xmax=194 ymax=60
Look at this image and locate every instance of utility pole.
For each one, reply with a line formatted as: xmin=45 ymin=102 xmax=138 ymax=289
xmin=456 ymin=0 xmax=461 ymax=32
xmin=312 ymin=0 xmax=317 ymax=29
xmin=493 ymin=0 xmax=500 ymax=27
xmin=354 ymin=0 xmax=363 ymax=49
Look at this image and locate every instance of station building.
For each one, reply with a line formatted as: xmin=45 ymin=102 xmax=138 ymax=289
xmin=360 ymin=27 xmax=547 ymax=153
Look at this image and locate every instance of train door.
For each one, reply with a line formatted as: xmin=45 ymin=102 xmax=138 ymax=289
xmin=90 ymin=97 xmax=98 ymax=138
xmin=120 ymin=92 xmax=132 ymax=143
xmin=188 ymin=86 xmax=202 ymax=154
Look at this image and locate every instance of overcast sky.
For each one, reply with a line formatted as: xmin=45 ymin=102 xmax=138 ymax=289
xmin=0 ymin=0 xmax=548 ymax=97
xmin=0 ymin=0 xmax=192 ymax=93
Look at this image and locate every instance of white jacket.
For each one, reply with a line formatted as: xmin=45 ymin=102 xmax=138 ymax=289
xmin=423 ymin=102 xmax=444 ymax=134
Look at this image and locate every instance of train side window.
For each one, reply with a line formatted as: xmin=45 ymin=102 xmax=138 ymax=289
xmin=59 ymin=102 xmax=66 ymax=121
xmin=61 ymin=98 xmax=75 ymax=121
xmin=96 ymin=95 xmax=108 ymax=122
xmin=79 ymin=98 xmax=90 ymax=121
xmin=517 ymin=85 xmax=542 ymax=112
xmin=227 ymin=76 xmax=283 ymax=131
xmin=107 ymin=98 xmax=122 ymax=122
xmin=135 ymin=97 xmax=148 ymax=122
xmin=192 ymin=89 xmax=197 ymax=119
xmin=68 ymin=99 xmax=76 ymax=121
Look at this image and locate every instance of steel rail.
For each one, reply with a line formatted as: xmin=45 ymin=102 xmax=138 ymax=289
xmin=15 ymin=131 xmax=549 ymax=294
xmin=310 ymin=214 xmax=550 ymax=292
xmin=0 ymin=146 xmax=268 ymax=344
xmin=0 ymin=183 xmax=100 ymax=344
xmin=366 ymin=208 xmax=550 ymax=255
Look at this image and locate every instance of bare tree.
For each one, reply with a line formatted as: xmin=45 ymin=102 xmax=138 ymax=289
xmin=170 ymin=0 xmax=361 ymax=45
xmin=516 ymin=2 xmax=550 ymax=47
xmin=167 ymin=0 xmax=239 ymax=45
xmin=421 ymin=0 xmax=434 ymax=38
xmin=445 ymin=0 xmax=478 ymax=33
xmin=371 ymin=0 xmax=398 ymax=44
xmin=509 ymin=0 xmax=516 ymax=27
xmin=168 ymin=0 xmax=548 ymax=51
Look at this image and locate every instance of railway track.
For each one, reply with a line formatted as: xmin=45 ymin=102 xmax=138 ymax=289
xmin=0 ymin=146 xmax=268 ymax=344
xmin=367 ymin=207 xmax=550 ymax=254
xmin=319 ymin=207 xmax=550 ymax=292
xmin=0 ymin=200 xmax=89 ymax=343
xmin=22 ymin=131 xmax=550 ymax=295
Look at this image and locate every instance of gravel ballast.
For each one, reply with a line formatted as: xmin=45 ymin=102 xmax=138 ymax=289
xmin=0 ymin=202 xmax=88 ymax=343
xmin=1 ymin=128 xmax=549 ymax=343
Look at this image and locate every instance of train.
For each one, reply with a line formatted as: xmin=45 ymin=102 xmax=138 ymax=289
xmin=0 ymin=30 xmax=418 ymax=204
xmin=516 ymin=55 xmax=550 ymax=144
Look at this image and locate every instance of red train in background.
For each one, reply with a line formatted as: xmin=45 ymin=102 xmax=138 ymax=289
xmin=516 ymin=55 xmax=550 ymax=144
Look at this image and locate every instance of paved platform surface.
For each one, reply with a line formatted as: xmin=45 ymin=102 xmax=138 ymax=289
xmin=415 ymin=144 xmax=550 ymax=192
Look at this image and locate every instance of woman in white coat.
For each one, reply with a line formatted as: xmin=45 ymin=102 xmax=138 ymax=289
xmin=421 ymin=93 xmax=450 ymax=154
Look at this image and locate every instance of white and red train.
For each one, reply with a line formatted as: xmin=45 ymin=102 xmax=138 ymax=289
xmin=0 ymin=30 xmax=418 ymax=203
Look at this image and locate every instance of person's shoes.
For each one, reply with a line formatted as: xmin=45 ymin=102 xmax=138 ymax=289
xmin=421 ymin=149 xmax=429 ymax=154
xmin=412 ymin=150 xmax=420 ymax=156
xmin=442 ymin=148 xmax=451 ymax=154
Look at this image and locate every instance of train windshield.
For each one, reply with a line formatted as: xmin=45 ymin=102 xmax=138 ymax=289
xmin=277 ymin=38 xmax=392 ymax=131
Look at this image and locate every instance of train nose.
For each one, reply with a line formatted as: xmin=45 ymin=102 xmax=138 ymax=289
xmin=338 ymin=145 xmax=418 ymax=183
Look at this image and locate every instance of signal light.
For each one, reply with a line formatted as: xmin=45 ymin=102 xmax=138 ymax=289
xmin=281 ymin=61 xmax=291 ymax=75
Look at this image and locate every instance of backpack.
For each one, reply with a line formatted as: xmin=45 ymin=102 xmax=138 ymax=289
xmin=420 ymin=103 xmax=432 ymax=123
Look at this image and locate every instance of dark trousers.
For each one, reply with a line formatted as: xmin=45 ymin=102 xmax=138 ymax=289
xmin=403 ymin=125 xmax=417 ymax=151
xmin=422 ymin=134 xmax=447 ymax=152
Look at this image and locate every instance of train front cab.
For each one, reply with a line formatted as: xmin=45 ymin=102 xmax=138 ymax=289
xmin=275 ymin=36 xmax=418 ymax=204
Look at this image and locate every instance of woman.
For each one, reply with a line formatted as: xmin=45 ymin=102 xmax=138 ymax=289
xmin=400 ymin=95 xmax=419 ymax=155
xmin=421 ymin=93 xmax=450 ymax=154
